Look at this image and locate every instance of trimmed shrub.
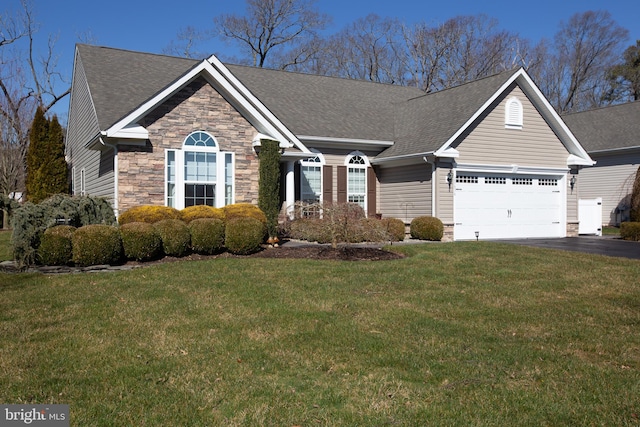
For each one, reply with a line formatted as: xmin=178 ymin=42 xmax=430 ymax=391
xmin=120 ymin=222 xmax=163 ymax=261
xmin=620 ymin=222 xmax=640 ymax=241
xmin=118 ymin=205 xmax=181 ymax=225
xmin=381 ymin=217 xmax=406 ymax=242
xmin=11 ymin=194 xmax=116 ymax=267
xmin=38 ymin=225 xmax=76 ymax=266
xmin=288 ymin=218 xmax=332 ymax=244
xmin=154 ymin=219 xmax=191 ymax=257
xmin=223 ymin=203 xmax=267 ymax=226
xmin=257 ymin=139 xmax=281 ymax=239
xmin=225 ymin=217 xmax=265 ymax=255
xmin=181 ymin=205 xmax=225 ymax=224
xmin=359 ymin=218 xmax=388 ymax=242
xmin=410 ymin=216 xmax=444 ymax=241
xmin=72 ymin=224 xmax=122 ymax=266
xmin=189 ymin=218 xmax=225 ymax=254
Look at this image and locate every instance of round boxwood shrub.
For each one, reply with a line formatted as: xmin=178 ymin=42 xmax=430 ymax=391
xmin=225 ymin=217 xmax=265 ymax=255
xmin=181 ymin=205 xmax=226 ymax=224
xmin=620 ymin=222 xmax=640 ymax=241
xmin=38 ymin=225 xmax=76 ymax=266
xmin=189 ymin=218 xmax=225 ymax=254
xmin=223 ymin=203 xmax=267 ymax=227
xmin=118 ymin=205 xmax=181 ymax=225
xmin=410 ymin=216 xmax=444 ymax=241
xmin=381 ymin=217 xmax=406 ymax=242
xmin=72 ymin=224 xmax=123 ymax=267
xmin=120 ymin=222 xmax=163 ymax=261
xmin=154 ymin=219 xmax=191 ymax=257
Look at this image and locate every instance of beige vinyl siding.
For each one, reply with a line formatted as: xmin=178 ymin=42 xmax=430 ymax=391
xmin=378 ymin=163 xmax=432 ymax=222
xmin=435 ymin=166 xmax=454 ymax=223
xmin=66 ymin=52 xmax=115 ymax=205
xmin=455 ymin=86 xmax=569 ymax=168
xmin=579 ymin=151 xmax=640 ymax=225
xmin=566 ymin=173 xmax=578 ymax=223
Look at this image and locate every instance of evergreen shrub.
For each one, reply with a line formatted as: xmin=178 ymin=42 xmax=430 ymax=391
xmin=223 ymin=203 xmax=267 ymax=226
xmin=410 ymin=216 xmax=444 ymax=241
xmin=154 ymin=219 xmax=191 ymax=257
xmin=620 ymin=222 xmax=640 ymax=241
xmin=181 ymin=205 xmax=225 ymax=224
xmin=120 ymin=222 xmax=163 ymax=261
xmin=72 ymin=224 xmax=122 ymax=266
xmin=38 ymin=225 xmax=76 ymax=266
xmin=118 ymin=205 xmax=181 ymax=225
xmin=381 ymin=217 xmax=406 ymax=242
xmin=225 ymin=217 xmax=265 ymax=255
xmin=189 ymin=218 xmax=225 ymax=254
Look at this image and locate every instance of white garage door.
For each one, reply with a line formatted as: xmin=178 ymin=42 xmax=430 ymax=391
xmin=454 ymin=173 xmax=564 ymax=240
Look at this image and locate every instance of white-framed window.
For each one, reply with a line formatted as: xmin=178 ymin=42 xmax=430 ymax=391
xmin=345 ymin=151 xmax=369 ymax=210
xmin=300 ymin=150 xmax=324 ymax=204
xmin=165 ymin=131 xmax=235 ymax=209
xmin=505 ymin=96 xmax=523 ymax=129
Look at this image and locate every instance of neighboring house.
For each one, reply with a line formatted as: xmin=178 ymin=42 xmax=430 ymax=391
xmin=563 ymin=101 xmax=640 ymax=226
xmin=66 ymin=45 xmax=594 ymax=241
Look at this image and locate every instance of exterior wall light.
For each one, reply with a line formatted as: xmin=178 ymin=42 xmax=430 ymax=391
xmin=570 ymin=175 xmax=576 ymax=191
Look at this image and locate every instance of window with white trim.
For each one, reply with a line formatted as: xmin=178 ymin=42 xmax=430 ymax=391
xmin=300 ymin=151 xmax=324 ymax=203
xmin=505 ymin=96 xmax=523 ymax=129
xmin=346 ymin=152 xmax=368 ymax=210
xmin=165 ymin=131 xmax=235 ymax=209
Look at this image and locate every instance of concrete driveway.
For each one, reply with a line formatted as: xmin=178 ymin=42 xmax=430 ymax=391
xmin=499 ymin=236 xmax=640 ymax=260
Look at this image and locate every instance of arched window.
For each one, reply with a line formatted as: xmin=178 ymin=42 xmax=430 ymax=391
xmin=300 ymin=150 xmax=325 ymax=203
xmin=505 ymin=97 xmax=523 ymax=129
xmin=166 ymin=131 xmax=234 ymax=209
xmin=345 ymin=152 xmax=369 ymax=210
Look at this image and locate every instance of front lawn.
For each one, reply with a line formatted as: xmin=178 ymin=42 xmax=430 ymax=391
xmin=0 ymin=230 xmax=12 ymax=261
xmin=1 ymin=242 xmax=639 ymax=426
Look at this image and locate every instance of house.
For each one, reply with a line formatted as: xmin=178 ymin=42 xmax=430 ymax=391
xmin=563 ymin=101 xmax=640 ymax=226
xmin=66 ymin=44 xmax=594 ymax=241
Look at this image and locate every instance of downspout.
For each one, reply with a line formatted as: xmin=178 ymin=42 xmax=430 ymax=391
xmin=423 ymin=156 xmax=436 ymax=217
xmin=99 ymin=136 xmax=119 ymax=218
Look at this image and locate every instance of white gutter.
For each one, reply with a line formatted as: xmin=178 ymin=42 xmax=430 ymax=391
xmin=298 ymin=135 xmax=394 ymax=148
xmin=100 ymin=135 xmax=119 ymax=217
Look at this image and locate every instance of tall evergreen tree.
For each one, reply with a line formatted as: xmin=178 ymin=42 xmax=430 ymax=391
xmin=257 ymin=139 xmax=281 ymax=239
xmin=25 ymin=107 xmax=69 ymax=203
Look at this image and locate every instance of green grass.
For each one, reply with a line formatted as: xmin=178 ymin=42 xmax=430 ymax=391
xmin=0 ymin=230 xmax=12 ymax=261
xmin=1 ymin=242 xmax=640 ymax=426
xmin=603 ymin=226 xmax=621 ymax=237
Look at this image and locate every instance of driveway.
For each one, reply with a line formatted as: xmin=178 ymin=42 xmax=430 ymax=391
xmin=499 ymin=236 xmax=640 ymax=260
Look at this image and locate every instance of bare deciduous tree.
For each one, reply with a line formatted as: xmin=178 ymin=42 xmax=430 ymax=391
xmin=163 ymin=26 xmax=210 ymax=59
xmin=537 ymin=11 xmax=628 ymax=113
xmin=605 ymin=40 xmax=640 ymax=103
xmin=213 ymin=0 xmax=330 ymax=68
xmin=0 ymin=0 xmax=70 ymax=227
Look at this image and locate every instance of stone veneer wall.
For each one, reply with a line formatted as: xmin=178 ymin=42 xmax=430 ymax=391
xmin=117 ymin=78 xmax=260 ymax=213
xmin=566 ymin=221 xmax=579 ymax=237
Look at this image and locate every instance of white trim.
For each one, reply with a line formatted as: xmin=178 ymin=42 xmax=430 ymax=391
xmin=104 ymin=56 xmax=310 ymax=155
xmin=455 ymin=163 xmax=569 ymax=175
xmin=109 ymin=123 xmax=149 ymax=140
xmin=434 ymin=69 xmax=594 ymax=166
xmin=344 ymin=150 xmax=371 ymax=166
xmin=298 ymin=135 xmax=394 ymax=149
xmin=505 ymin=96 xmax=523 ymax=129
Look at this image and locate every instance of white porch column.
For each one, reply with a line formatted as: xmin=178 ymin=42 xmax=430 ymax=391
xmin=285 ymin=161 xmax=295 ymax=218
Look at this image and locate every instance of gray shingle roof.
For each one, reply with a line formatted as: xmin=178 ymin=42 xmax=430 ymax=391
xmin=562 ymin=101 xmax=640 ymax=152
xmin=377 ymin=68 xmax=521 ymax=159
xmin=76 ymin=44 xmax=199 ymax=130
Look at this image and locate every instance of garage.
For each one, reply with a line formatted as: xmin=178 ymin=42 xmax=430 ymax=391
xmin=453 ymin=173 xmax=565 ymax=240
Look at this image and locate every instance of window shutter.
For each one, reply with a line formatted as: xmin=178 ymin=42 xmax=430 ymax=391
xmin=367 ymin=167 xmax=377 ymax=217
xmin=323 ymin=165 xmax=333 ymax=204
xmin=337 ymin=166 xmax=347 ymax=203
xmin=294 ymin=162 xmax=301 ymax=201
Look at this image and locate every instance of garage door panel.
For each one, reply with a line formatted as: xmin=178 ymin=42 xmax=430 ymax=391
xmin=454 ymin=174 xmax=563 ymax=240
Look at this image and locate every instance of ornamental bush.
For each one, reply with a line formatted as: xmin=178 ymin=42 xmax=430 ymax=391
xmin=410 ymin=216 xmax=444 ymax=241
xmin=223 ymin=203 xmax=267 ymax=227
xmin=189 ymin=218 xmax=225 ymax=254
xmin=620 ymin=222 xmax=640 ymax=241
xmin=118 ymin=205 xmax=181 ymax=225
xmin=181 ymin=205 xmax=226 ymax=224
xmin=288 ymin=218 xmax=332 ymax=244
xmin=381 ymin=217 xmax=406 ymax=242
xmin=72 ymin=224 xmax=122 ymax=267
xmin=38 ymin=225 xmax=76 ymax=266
xmin=120 ymin=222 xmax=163 ymax=261
xmin=11 ymin=194 xmax=115 ymax=267
xmin=154 ymin=219 xmax=191 ymax=257
xmin=225 ymin=217 xmax=265 ymax=255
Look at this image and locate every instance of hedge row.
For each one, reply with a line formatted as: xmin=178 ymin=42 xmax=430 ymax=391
xmin=117 ymin=203 xmax=265 ymax=226
xmin=37 ymin=215 xmax=266 ymax=267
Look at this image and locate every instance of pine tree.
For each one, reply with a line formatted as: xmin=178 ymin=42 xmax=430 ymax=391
xmin=25 ymin=107 xmax=69 ymax=203
xmin=257 ymin=139 xmax=281 ymax=239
